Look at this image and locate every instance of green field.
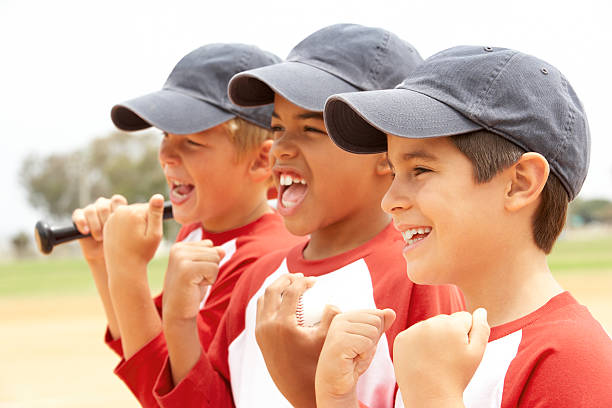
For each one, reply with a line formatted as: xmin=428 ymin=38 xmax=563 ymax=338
xmin=1 ymin=234 xmax=611 ymax=297
xmin=0 ymin=253 xmax=168 ymax=297
xmin=547 ymin=234 xmax=612 ymax=272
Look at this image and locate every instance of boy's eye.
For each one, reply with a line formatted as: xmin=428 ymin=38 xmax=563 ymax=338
xmin=414 ymin=167 xmax=431 ymax=175
xmin=187 ymin=139 xmax=205 ymax=147
xmin=304 ymin=126 xmax=327 ymax=135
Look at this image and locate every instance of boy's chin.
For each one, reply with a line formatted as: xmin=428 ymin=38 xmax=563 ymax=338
xmin=171 ymin=205 xmax=198 ymax=226
xmin=173 ymin=213 xmax=192 ymax=226
xmin=282 ymin=217 xmax=314 ymax=237
xmin=404 ymin=263 xmax=443 ymax=285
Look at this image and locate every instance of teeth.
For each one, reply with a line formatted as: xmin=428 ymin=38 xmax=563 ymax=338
xmin=280 ymin=173 xmax=306 ymax=186
xmin=401 ymin=227 xmax=432 ymax=243
xmin=171 ymin=180 xmax=189 ymax=188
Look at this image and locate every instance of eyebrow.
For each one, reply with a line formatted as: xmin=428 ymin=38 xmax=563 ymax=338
xmin=271 ymin=111 xmax=324 ymax=120
xmin=297 ymin=112 xmax=324 ymax=120
xmin=387 ymin=149 xmax=438 ymax=169
xmin=402 ymin=150 xmax=438 ymax=161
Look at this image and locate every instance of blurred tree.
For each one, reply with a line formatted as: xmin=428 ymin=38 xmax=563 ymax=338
xmin=11 ymin=231 xmax=31 ymax=258
xmin=569 ymin=198 xmax=612 ymax=225
xmin=20 ymin=130 xmax=179 ymax=240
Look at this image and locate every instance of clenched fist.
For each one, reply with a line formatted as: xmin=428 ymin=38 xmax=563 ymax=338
xmin=315 ymin=309 xmax=396 ymax=408
xmin=393 ymin=308 xmax=490 ymax=407
xmin=162 ymin=239 xmax=225 ymax=322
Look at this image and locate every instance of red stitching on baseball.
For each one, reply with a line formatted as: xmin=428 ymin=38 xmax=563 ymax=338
xmin=296 ymin=295 xmax=305 ymax=326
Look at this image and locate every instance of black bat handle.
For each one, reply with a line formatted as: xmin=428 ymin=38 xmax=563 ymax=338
xmin=34 ymin=201 xmax=174 ymax=254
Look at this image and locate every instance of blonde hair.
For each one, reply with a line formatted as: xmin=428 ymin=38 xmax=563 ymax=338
xmin=223 ymin=117 xmax=274 ymax=161
xmin=223 ymin=117 xmax=275 ymax=189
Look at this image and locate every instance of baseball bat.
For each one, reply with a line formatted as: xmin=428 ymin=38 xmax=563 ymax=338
xmin=34 ymin=201 xmax=173 ymax=255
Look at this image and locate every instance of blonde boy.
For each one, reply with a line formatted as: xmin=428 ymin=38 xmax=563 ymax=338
xmin=73 ymin=43 xmax=303 ymax=407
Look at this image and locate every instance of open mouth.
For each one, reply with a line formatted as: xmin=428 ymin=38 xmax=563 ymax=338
xmin=401 ymin=227 xmax=432 ymax=245
xmin=169 ymin=179 xmax=195 ymax=204
xmin=277 ymin=172 xmax=308 ymax=213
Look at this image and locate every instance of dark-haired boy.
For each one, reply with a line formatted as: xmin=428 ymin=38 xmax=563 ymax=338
xmin=152 ymin=24 xmax=464 ymax=408
xmin=318 ymin=45 xmax=612 ymax=407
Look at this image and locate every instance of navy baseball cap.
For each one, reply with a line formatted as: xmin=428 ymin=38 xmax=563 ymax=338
xmin=324 ymin=46 xmax=590 ymax=200
xmin=228 ymin=23 xmax=423 ymax=112
xmin=111 ymin=43 xmax=281 ymax=134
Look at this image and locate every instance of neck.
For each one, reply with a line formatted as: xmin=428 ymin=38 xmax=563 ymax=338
xmin=202 ymin=191 xmax=272 ymax=233
xmin=459 ymin=245 xmax=563 ymax=327
xmin=304 ymin=204 xmax=391 ymax=261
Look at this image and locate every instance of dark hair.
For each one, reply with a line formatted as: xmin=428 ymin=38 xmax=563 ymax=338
xmin=451 ymin=130 xmax=568 ymax=254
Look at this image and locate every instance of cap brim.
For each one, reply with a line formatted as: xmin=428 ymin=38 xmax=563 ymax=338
xmin=228 ymin=61 xmax=360 ymax=112
xmin=324 ymin=89 xmax=483 ymax=153
xmin=111 ymin=89 xmax=235 ymax=134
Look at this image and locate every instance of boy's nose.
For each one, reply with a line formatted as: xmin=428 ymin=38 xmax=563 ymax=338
xmin=158 ymin=139 xmax=180 ymax=166
xmin=271 ymin=134 xmax=299 ymax=161
xmin=381 ymin=179 xmax=411 ymax=214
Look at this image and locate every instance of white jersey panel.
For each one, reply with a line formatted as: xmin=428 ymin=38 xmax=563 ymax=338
xmin=395 ymin=330 xmax=522 ymax=408
xmin=228 ymin=259 xmax=292 ymax=407
xmin=463 ymin=330 xmax=522 ymax=408
xmin=228 ymin=257 xmax=396 ymax=407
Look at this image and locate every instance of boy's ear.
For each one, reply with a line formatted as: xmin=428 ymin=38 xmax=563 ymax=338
xmin=248 ymin=139 xmax=274 ymax=182
xmin=375 ymin=153 xmax=392 ymax=176
xmin=504 ymin=152 xmax=549 ymax=213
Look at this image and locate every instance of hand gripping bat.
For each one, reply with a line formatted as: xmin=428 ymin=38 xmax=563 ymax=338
xmin=34 ymin=201 xmax=173 ymax=254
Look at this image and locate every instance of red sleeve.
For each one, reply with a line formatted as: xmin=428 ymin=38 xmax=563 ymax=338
xmin=113 ymin=331 xmax=167 ymax=407
xmin=104 ymin=327 xmax=124 ymax=357
xmin=154 ymin=315 xmax=235 ymax=408
xmin=511 ymin=319 xmax=612 ymax=407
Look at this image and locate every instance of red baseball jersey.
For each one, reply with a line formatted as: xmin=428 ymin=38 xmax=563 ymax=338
xmin=395 ymin=291 xmax=612 ymax=407
xmin=152 ymin=222 xmax=465 ymax=407
xmin=104 ymin=212 xmax=304 ymax=407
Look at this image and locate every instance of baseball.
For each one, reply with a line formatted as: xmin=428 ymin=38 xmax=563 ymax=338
xmin=296 ymin=280 xmax=338 ymax=327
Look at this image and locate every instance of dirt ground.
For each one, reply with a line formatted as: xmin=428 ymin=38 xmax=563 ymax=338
xmin=1 ymin=273 xmax=610 ymax=408
xmin=0 ymin=296 xmax=138 ymax=408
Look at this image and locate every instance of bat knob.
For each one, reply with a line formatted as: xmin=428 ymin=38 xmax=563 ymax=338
xmin=35 ymin=220 xmax=54 ymax=254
